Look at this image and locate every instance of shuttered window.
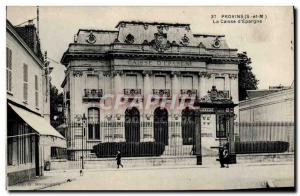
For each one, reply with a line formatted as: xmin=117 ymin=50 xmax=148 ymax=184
xmin=35 ymin=75 xmax=39 ymax=108
xmin=23 ymin=64 xmax=28 ymax=102
xmin=6 ymin=48 xmax=12 ymax=92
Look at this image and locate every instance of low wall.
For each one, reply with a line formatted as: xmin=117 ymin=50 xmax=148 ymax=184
xmin=48 ymin=153 xmax=294 ymax=171
xmin=237 ymin=153 xmax=294 ymax=163
xmin=50 ymin=156 xmax=197 ymax=170
xmin=7 ymin=167 xmax=40 ymax=186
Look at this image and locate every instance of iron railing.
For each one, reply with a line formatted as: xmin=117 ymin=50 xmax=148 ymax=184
xmin=152 ymin=89 xmax=171 ymax=97
xmin=83 ymin=89 xmax=103 ymax=100
xmin=65 ymin=118 xmax=197 ymax=163
xmin=180 ymin=89 xmax=197 ymax=98
xmin=123 ymin=89 xmax=142 ymax=96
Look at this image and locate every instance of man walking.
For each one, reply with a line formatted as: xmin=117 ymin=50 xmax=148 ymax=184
xmin=116 ymin=151 xmax=124 ymax=169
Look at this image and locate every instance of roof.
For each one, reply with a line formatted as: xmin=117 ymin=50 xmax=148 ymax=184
xmin=9 ymin=103 xmax=65 ymax=139
xmin=115 ymin=20 xmax=190 ymax=28
xmin=246 ymin=90 xmax=281 ymax=99
xmin=73 ymin=20 xmax=230 ymax=48
xmin=6 ymin=20 xmax=44 ymax=67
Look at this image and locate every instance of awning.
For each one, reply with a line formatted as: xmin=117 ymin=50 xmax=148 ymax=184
xmin=8 ymin=103 xmax=65 ymax=139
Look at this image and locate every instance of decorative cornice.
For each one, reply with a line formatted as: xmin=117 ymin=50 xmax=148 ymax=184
xmin=73 ymin=70 xmax=83 ymax=77
xmin=103 ymin=71 xmax=111 ymax=77
xmin=229 ymin=74 xmax=238 ymax=79
xmin=170 ymin=71 xmax=181 ymax=77
xmin=142 ymin=70 xmax=153 ymax=76
xmin=111 ymin=70 xmax=123 ymax=76
xmin=198 ymin=71 xmax=211 ymax=78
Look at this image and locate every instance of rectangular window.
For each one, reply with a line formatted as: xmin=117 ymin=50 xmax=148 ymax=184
xmin=155 ymin=75 xmax=166 ymax=89
xmin=35 ymin=75 xmax=39 ymax=108
xmin=215 ymin=77 xmax=225 ymax=91
xmin=6 ymin=47 xmax=12 ymax=92
xmin=125 ymin=74 xmax=137 ymax=89
xmin=88 ymin=108 xmax=100 ymax=140
xmin=23 ymin=64 xmax=28 ymax=102
xmin=51 ymin=147 xmax=67 ymax=159
xmin=86 ymin=74 xmax=99 ymax=89
xmin=182 ymin=76 xmax=193 ymax=89
xmin=216 ymin=115 xmax=227 ymax=138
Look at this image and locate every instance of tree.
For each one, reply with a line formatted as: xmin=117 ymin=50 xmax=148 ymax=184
xmin=238 ymin=52 xmax=259 ymax=101
xmin=50 ymin=83 xmax=64 ymax=127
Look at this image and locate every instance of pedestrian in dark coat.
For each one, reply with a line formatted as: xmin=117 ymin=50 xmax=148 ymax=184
xmin=219 ymin=143 xmax=229 ymax=168
xmin=219 ymin=147 xmax=225 ymax=168
xmin=116 ymin=151 xmax=123 ymax=169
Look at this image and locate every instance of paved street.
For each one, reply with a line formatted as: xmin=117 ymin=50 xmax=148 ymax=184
xmin=20 ymin=162 xmax=293 ymax=191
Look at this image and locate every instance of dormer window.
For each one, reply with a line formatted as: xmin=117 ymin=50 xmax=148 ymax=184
xmin=212 ymin=37 xmax=221 ymax=48
xmin=125 ymin=34 xmax=134 ymax=44
xmin=86 ymin=31 xmax=96 ymax=44
xmin=180 ymin=34 xmax=189 ymax=46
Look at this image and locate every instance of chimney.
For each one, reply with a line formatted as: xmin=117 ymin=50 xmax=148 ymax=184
xmin=14 ymin=22 xmax=43 ymax=60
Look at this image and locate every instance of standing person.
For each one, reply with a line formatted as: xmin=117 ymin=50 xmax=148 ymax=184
xmin=219 ymin=146 xmax=225 ymax=168
xmin=116 ymin=151 xmax=124 ymax=169
xmin=223 ymin=143 xmax=229 ymax=168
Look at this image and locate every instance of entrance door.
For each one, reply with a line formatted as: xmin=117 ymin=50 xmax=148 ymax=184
xmin=182 ymin=107 xmax=195 ymax=145
xmin=125 ymin=107 xmax=140 ymax=142
xmin=35 ymin=135 xmax=40 ymax=176
xmin=154 ymin=108 xmax=168 ymax=145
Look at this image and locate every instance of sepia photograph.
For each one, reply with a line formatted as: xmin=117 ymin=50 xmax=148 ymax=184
xmin=5 ymin=6 xmax=295 ymax=191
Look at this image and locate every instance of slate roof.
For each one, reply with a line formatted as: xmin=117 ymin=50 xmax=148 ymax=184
xmin=75 ymin=21 xmax=230 ymax=49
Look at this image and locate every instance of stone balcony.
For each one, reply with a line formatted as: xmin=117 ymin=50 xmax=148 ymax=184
xmin=180 ymin=89 xmax=197 ymax=98
xmin=83 ymin=89 xmax=103 ymax=101
xmin=123 ymin=89 xmax=142 ymax=97
xmin=152 ymin=89 xmax=171 ymax=98
xmin=123 ymin=89 xmax=143 ymax=102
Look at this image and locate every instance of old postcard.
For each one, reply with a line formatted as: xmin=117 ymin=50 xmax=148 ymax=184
xmin=6 ymin=6 xmax=294 ymax=191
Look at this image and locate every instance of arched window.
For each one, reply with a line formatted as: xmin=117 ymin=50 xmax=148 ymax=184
xmin=125 ymin=107 xmax=140 ymax=142
xmin=154 ymin=107 xmax=168 ymax=145
xmin=182 ymin=107 xmax=195 ymax=145
xmin=88 ymin=108 xmax=100 ymax=140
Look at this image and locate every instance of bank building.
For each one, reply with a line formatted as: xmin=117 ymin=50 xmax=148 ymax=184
xmin=60 ymin=21 xmax=242 ymax=164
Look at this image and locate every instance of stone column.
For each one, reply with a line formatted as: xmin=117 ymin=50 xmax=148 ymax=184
xmin=171 ymin=71 xmax=180 ymax=96
xmin=113 ymin=70 xmax=123 ymax=95
xmin=142 ymin=71 xmax=154 ymax=142
xmin=143 ymin=71 xmax=152 ymax=100
xmin=229 ymin=73 xmax=239 ymax=135
xmin=198 ymin=72 xmax=207 ymax=98
xmin=112 ymin=70 xmax=124 ymax=142
xmin=224 ymin=73 xmax=230 ymax=91
xmin=169 ymin=71 xmax=182 ymax=146
xmin=229 ymin=74 xmax=238 ymax=103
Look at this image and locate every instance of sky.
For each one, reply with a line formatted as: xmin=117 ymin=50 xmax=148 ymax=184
xmin=6 ymin=6 xmax=294 ymax=91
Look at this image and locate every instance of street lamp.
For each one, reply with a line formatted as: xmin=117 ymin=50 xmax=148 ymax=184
xmin=82 ymin=113 xmax=87 ymax=170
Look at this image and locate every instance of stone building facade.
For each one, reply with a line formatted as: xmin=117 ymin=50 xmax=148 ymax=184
xmin=61 ymin=21 xmax=241 ymax=157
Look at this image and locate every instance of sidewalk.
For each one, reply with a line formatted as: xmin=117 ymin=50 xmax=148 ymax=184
xmin=8 ymin=161 xmax=294 ymax=191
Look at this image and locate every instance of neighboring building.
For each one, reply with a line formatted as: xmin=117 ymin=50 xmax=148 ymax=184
xmin=246 ymin=85 xmax=291 ymax=100
xmin=6 ymin=20 xmax=66 ymax=186
xmin=240 ymin=85 xmax=294 ymax=122
xmin=61 ymin=21 xmax=242 ymax=158
xmin=239 ymin=84 xmax=294 ymax=151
